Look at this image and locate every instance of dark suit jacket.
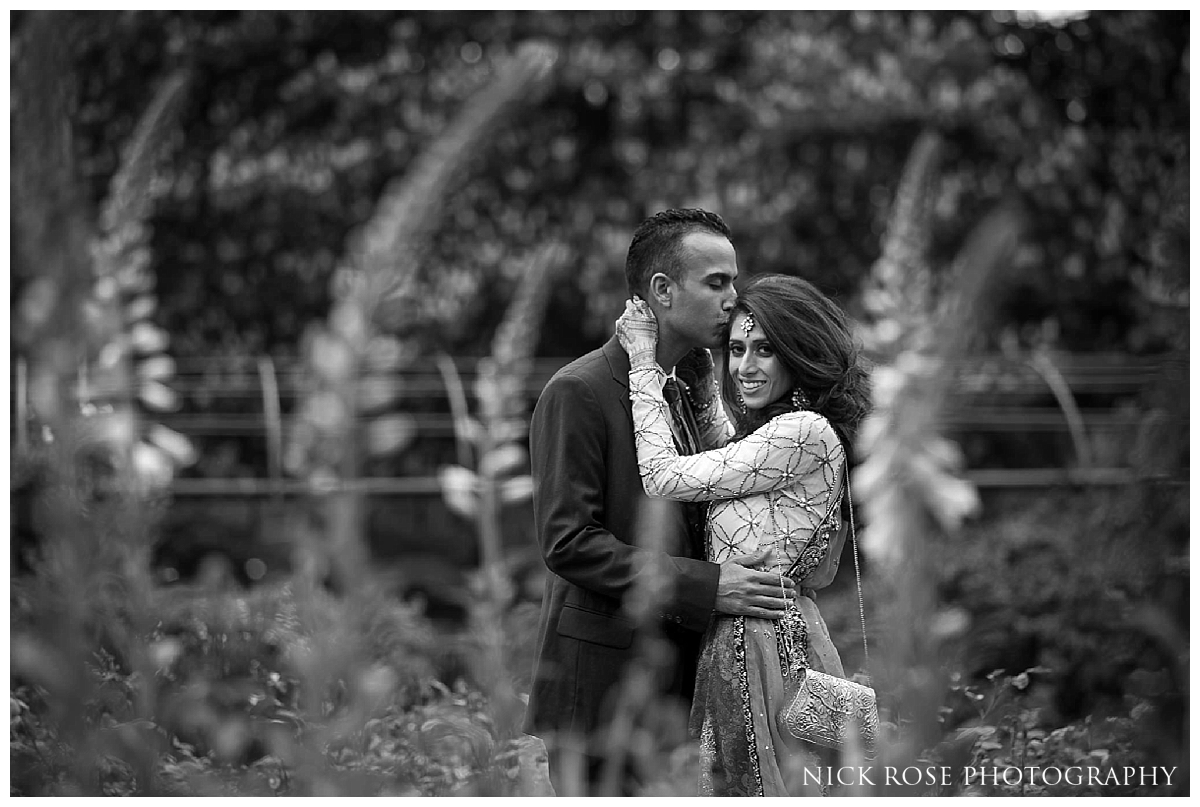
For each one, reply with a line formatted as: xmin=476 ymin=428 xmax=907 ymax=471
xmin=524 ymin=336 xmax=721 ymax=740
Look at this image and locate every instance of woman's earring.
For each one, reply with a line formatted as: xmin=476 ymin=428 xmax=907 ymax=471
xmin=736 ymin=392 xmax=747 ymax=415
xmin=791 ymin=388 xmax=810 ymax=410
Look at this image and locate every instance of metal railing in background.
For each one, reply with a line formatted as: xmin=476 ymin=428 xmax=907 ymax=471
xmin=9 ymin=352 xmax=1186 ymax=492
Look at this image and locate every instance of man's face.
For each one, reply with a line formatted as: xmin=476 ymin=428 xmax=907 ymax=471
xmin=657 ymin=232 xmax=739 ymax=350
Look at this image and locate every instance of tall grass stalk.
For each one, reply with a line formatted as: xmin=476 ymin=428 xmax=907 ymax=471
xmin=472 ymin=241 xmax=566 ymax=578
xmin=287 ymin=42 xmax=558 ymax=593
xmin=12 ymin=16 xmax=194 ymax=794
xmin=468 ymin=243 xmax=565 ymax=747
xmin=279 ymin=42 xmax=561 ymax=794
xmin=855 ymin=127 xmax=1025 ymax=790
xmin=432 ymin=242 xmax=566 ymax=792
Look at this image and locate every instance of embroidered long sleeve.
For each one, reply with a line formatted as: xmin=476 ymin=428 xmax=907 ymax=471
xmin=629 ymin=364 xmax=843 ymax=503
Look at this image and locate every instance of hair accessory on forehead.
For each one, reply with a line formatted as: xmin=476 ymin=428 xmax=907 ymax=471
xmin=740 ymin=314 xmax=755 ymax=337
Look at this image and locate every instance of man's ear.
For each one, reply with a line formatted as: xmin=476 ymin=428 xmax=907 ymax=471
xmin=648 ymin=272 xmax=673 ymax=308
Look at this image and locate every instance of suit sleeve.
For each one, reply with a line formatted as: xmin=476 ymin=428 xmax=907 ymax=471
xmin=531 ymin=373 xmax=719 ymax=633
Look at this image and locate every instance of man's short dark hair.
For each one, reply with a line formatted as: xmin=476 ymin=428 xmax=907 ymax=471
xmin=625 ymin=208 xmax=732 ymax=298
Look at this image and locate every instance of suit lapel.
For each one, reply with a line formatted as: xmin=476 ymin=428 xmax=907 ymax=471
xmin=602 ymin=336 xmax=635 ymax=426
xmin=603 ymin=335 xmax=630 ymax=389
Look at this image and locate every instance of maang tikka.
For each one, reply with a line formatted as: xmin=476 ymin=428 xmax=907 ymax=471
xmin=740 ymin=314 xmax=756 ymax=337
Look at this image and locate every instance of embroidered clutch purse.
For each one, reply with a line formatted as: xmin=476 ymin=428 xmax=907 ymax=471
xmin=778 ymin=667 xmax=878 ymax=753
xmin=776 ymin=466 xmax=878 ymax=755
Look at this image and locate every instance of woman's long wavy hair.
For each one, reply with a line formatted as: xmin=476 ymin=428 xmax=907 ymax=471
xmin=720 ymin=275 xmax=872 ymax=456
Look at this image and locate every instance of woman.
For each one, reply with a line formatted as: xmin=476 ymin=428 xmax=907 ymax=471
xmin=615 ymin=274 xmax=871 ymax=796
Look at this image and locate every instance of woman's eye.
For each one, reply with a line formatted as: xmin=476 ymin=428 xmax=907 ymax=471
xmin=757 ymin=346 xmax=774 ymax=357
xmin=729 ymin=344 xmax=744 ymax=356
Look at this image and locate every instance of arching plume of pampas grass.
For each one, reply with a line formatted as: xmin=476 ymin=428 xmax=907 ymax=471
xmin=284 ymin=43 xmax=559 ymax=592
xmin=854 ymin=127 xmax=1025 ymax=789
xmin=85 ymin=70 xmax=195 ymax=492
xmin=363 ymin=42 xmax=557 ymax=322
xmin=859 ymin=128 xmax=943 ymax=358
xmin=271 ymin=45 xmax=562 ymax=789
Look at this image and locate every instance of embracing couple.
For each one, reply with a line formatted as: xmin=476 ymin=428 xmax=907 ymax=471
xmin=524 ymin=209 xmax=872 ymax=796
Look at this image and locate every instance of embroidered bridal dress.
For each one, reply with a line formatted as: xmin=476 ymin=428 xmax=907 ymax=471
xmin=629 ymin=362 xmax=848 ymax=797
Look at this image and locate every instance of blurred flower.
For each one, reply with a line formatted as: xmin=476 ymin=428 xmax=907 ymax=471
xmin=439 ymin=465 xmax=479 ymax=520
xmin=364 ymin=414 xmax=417 ymax=457
xmin=148 ymin=637 xmax=184 ymax=670
xmin=133 ymin=442 xmax=174 ymax=489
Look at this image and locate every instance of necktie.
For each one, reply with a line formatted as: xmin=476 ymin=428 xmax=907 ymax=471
xmin=662 ymin=378 xmax=699 ymax=456
xmin=662 ymin=377 xmax=707 ymax=553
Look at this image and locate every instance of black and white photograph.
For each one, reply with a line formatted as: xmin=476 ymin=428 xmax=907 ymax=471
xmin=9 ymin=9 xmax=1189 ymax=797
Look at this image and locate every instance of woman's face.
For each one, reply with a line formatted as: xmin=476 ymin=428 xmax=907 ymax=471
xmin=727 ymin=313 xmax=793 ymax=410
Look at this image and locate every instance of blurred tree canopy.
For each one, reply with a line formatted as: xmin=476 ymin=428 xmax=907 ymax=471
xmin=12 ymin=10 xmax=1188 ymax=364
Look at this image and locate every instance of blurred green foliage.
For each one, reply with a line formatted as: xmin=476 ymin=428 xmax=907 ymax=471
xmin=11 ymin=570 xmax=548 ymax=795
xmin=13 ymin=10 xmax=1186 ymax=365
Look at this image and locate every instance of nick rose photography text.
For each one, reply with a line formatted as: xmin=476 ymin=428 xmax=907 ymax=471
xmin=804 ymin=766 xmax=1179 ymax=788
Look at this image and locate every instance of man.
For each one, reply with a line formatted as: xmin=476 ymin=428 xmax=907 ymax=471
xmin=524 ymin=209 xmax=795 ymax=792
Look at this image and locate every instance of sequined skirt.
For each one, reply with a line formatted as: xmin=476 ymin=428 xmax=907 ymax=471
xmin=689 ymin=596 xmax=845 ymax=796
